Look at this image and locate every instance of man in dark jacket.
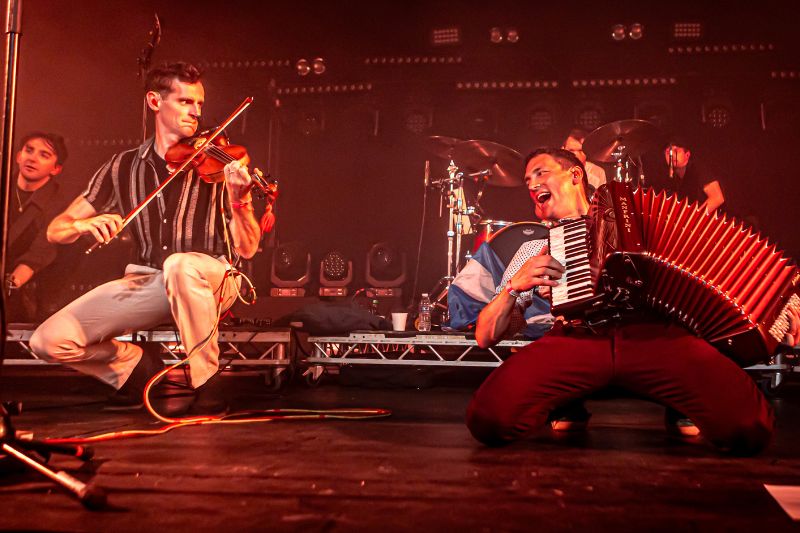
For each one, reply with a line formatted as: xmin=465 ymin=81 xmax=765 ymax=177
xmin=5 ymin=132 xmax=68 ymax=322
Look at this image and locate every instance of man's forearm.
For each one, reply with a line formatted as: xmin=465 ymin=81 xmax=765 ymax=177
xmin=475 ymin=291 xmax=519 ymax=348
xmin=47 ymin=214 xmax=84 ymax=244
xmin=229 ymin=205 xmax=262 ymax=258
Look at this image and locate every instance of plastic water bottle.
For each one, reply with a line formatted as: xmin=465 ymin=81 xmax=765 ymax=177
xmin=418 ymin=293 xmax=432 ymax=332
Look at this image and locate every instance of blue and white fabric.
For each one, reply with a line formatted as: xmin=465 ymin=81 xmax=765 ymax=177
xmin=447 ymin=240 xmax=554 ymax=340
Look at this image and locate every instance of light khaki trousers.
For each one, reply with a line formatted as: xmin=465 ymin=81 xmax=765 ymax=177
xmin=30 ymin=252 xmax=239 ymax=389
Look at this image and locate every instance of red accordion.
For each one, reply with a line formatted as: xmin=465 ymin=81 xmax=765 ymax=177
xmin=549 ymin=181 xmax=800 ymax=366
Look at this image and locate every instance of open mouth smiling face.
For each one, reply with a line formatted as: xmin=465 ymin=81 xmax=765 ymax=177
xmin=533 ymin=187 xmax=552 ymax=206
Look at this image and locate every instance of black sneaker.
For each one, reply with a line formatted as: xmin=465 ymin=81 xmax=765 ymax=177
xmin=104 ymin=344 xmax=164 ymax=411
xmin=184 ymin=373 xmax=229 ymax=417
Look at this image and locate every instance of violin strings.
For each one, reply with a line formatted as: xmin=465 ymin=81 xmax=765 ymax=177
xmin=205 ymin=145 xmax=237 ymax=163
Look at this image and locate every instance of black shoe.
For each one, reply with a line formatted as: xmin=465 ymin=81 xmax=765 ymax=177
xmin=104 ymin=344 xmax=164 ymax=411
xmin=184 ymin=373 xmax=229 ymax=417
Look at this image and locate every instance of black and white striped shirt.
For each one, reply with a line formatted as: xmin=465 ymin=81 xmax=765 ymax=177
xmin=82 ymin=137 xmax=229 ymax=269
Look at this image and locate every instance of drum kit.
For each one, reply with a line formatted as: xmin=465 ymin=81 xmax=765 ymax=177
xmin=422 ymin=136 xmax=524 ymax=310
xmin=423 ymin=119 xmax=666 ymax=320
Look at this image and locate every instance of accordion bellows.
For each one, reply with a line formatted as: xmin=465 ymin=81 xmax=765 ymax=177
xmin=565 ymin=181 xmax=800 ymax=366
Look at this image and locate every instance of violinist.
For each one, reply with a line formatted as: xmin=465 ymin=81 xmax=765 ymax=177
xmin=30 ymin=62 xmax=272 ymax=414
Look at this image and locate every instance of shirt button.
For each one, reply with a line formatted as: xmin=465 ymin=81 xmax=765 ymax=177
xmin=162 ymin=245 xmax=168 ymax=250
xmin=163 ymin=218 xmax=168 ymax=223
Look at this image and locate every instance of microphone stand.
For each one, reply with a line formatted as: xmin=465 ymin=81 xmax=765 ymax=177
xmin=0 ymin=0 xmax=107 ymax=509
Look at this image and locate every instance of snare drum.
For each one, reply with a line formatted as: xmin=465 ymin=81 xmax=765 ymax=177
xmin=471 ymin=220 xmax=513 ymax=253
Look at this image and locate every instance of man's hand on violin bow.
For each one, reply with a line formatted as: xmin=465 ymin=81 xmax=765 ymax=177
xmin=76 ymin=213 xmax=124 ymax=244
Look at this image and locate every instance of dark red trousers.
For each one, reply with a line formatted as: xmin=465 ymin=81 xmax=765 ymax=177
xmin=466 ymin=320 xmax=774 ymax=455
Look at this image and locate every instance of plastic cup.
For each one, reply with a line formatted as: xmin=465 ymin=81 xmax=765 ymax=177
xmin=391 ymin=312 xmax=408 ymax=331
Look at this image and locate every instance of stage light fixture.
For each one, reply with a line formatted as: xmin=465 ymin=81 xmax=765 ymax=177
xmin=529 ymin=106 xmax=556 ymax=131
xmin=270 ymin=242 xmax=311 ymax=296
xmin=611 ymin=24 xmax=626 ymax=41
xmin=628 ymin=23 xmax=644 ymax=40
xmin=704 ymin=105 xmax=731 ymax=129
xmin=506 ymin=28 xmax=520 ymax=43
xmin=366 ymin=242 xmax=406 ymax=297
xmin=295 ymin=58 xmax=311 ymax=76
xmin=404 ymin=108 xmax=433 ymax=134
xmin=312 ymin=57 xmax=326 ymax=75
xmin=575 ymin=104 xmax=604 ymax=131
xmin=431 ymin=27 xmax=461 ymax=46
xmin=489 ymin=27 xmax=504 ymax=44
xmin=672 ymin=22 xmax=702 ymax=40
xmin=319 ymin=250 xmax=353 ymax=297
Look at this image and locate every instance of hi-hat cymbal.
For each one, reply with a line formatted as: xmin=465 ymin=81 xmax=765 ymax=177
xmin=451 ymin=139 xmax=524 ymax=187
xmin=582 ymin=119 xmax=664 ymax=163
xmin=423 ymin=135 xmax=463 ymax=159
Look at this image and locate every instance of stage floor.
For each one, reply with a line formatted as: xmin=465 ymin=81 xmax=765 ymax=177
xmin=1 ymin=366 xmax=800 ymax=531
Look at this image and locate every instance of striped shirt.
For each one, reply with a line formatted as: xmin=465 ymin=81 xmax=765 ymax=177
xmin=82 ymin=137 xmax=230 ymax=269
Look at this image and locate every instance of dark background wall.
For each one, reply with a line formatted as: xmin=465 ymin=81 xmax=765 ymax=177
xmin=5 ymin=0 xmax=799 ymax=303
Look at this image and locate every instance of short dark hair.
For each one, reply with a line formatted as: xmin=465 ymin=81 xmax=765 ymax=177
xmin=145 ymin=62 xmax=203 ymax=97
xmin=664 ymin=134 xmax=691 ymax=151
xmin=563 ymin=127 xmax=590 ymax=143
xmin=524 ymin=147 xmax=590 ymax=197
xmin=19 ymin=131 xmax=68 ymax=165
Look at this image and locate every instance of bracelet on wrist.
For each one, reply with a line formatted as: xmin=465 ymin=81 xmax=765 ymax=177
xmin=505 ymin=281 xmax=521 ymax=299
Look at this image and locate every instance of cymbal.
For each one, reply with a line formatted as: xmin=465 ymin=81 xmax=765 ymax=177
xmin=582 ymin=119 xmax=664 ymax=163
xmin=451 ymin=139 xmax=524 ymax=188
xmin=423 ymin=135 xmax=463 ymax=159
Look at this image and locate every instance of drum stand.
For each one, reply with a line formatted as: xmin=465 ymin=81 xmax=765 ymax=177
xmin=428 ymin=160 xmax=476 ymax=323
xmin=611 ymin=148 xmax=646 ymax=185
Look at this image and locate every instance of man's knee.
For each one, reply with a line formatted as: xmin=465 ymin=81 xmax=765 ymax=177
xmin=163 ymin=253 xmax=197 ymax=282
xmin=29 ymin=326 xmax=82 ymax=362
xmin=710 ymin=412 xmax=775 ymax=456
xmin=466 ymin=397 xmax=519 ymax=447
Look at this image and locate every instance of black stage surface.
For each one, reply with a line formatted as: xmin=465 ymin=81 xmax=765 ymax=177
xmin=1 ymin=366 xmax=800 ymax=532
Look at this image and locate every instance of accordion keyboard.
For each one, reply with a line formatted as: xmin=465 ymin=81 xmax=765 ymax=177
xmin=549 ymin=218 xmax=595 ymax=313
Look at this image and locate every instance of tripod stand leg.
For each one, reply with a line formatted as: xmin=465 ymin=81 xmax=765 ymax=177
xmin=18 ymin=437 xmax=95 ymax=461
xmin=1 ymin=443 xmax=107 ymax=509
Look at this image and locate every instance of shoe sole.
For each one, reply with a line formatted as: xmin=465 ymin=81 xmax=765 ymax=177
xmin=550 ymin=421 xmax=589 ymax=432
xmin=102 ymin=403 xmax=144 ymax=412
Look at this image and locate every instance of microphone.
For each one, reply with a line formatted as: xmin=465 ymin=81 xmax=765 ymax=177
xmin=668 ymin=146 xmax=674 ymax=179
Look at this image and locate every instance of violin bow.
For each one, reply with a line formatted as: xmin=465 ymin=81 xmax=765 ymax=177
xmin=86 ymin=97 xmax=255 ymax=254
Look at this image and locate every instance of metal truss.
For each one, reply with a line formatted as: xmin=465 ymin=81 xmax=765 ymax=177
xmin=307 ymin=332 xmax=530 ymax=368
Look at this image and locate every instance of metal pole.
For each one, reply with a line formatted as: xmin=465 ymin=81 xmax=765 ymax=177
xmin=1 ymin=0 xmax=23 ymax=356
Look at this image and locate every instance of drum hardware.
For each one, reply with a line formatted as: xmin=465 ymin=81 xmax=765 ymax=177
xmin=449 ymin=139 xmax=525 ymax=188
xmin=582 ymin=119 xmax=664 ymax=184
xmin=422 ymin=136 xmax=526 ymax=322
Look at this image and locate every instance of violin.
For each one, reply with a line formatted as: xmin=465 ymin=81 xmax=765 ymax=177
xmin=165 ymin=129 xmax=278 ymax=203
xmin=87 ymin=96 xmax=273 ymax=254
